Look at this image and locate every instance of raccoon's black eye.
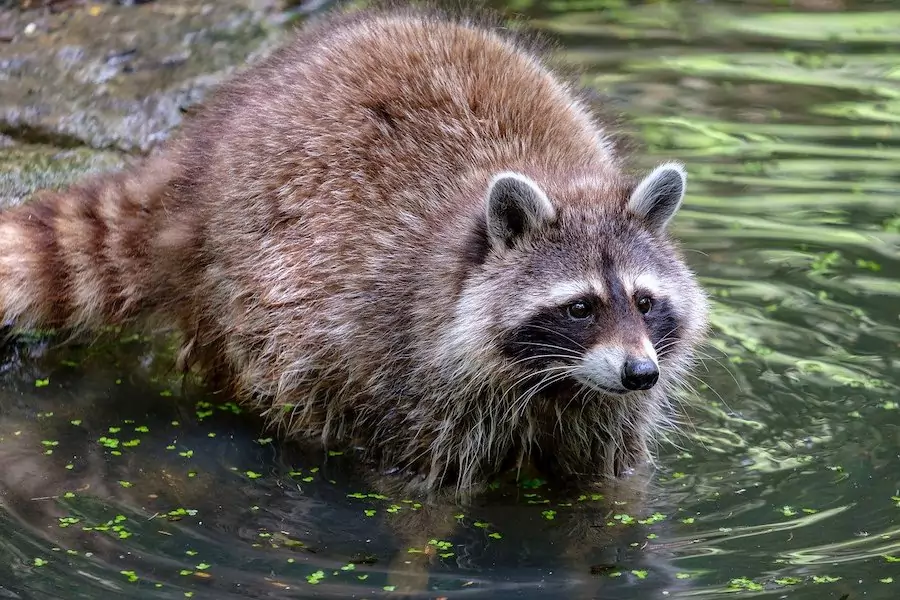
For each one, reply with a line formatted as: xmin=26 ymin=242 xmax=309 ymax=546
xmin=566 ymin=300 xmax=593 ymax=320
xmin=636 ymin=296 xmax=653 ymax=315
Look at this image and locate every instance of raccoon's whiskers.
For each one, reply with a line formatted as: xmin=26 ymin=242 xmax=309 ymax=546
xmin=507 ymin=353 xmax=580 ymax=369
xmin=658 ymin=371 xmax=708 ymax=447
xmin=694 ymin=348 xmax=743 ymax=394
xmin=505 ymin=364 xmax=575 ymax=394
xmin=662 ymin=380 xmax=700 ymax=435
xmin=514 ymin=340 xmax=584 ymax=356
xmin=501 ymin=365 xmax=576 ymax=422
xmin=512 ymin=369 xmax=574 ymax=420
xmin=655 ymin=339 xmax=682 ymax=355
xmin=553 ymin=383 xmax=591 ymax=435
xmin=653 ymin=327 xmax=682 ymax=354
xmin=663 ymin=405 xmax=707 ymax=454
xmin=520 ymin=324 xmax=588 ymax=351
xmin=681 ymin=370 xmax=730 ymax=414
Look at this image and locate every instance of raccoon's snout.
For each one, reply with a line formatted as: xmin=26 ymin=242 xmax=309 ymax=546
xmin=575 ymin=346 xmax=659 ymax=394
xmin=621 ymin=357 xmax=659 ymax=391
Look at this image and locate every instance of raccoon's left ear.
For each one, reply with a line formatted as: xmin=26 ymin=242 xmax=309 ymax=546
xmin=627 ymin=162 xmax=687 ymax=232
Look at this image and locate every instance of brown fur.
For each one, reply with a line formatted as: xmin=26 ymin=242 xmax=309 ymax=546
xmin=0 ymin=4 xmax=708 ymax=496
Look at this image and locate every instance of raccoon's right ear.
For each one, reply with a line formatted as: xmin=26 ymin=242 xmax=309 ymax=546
xmin=627 ymin=162 xmax=687 ymax=232
xmin=485 ymin=173 xmax=556 ymax=248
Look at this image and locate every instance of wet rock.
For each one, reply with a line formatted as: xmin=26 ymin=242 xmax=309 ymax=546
xmin=0 ymin=0 xmax=291 ymax=154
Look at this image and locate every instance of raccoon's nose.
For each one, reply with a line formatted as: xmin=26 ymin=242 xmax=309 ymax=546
xmin=621 ymin=357 xmax=659 ymax=391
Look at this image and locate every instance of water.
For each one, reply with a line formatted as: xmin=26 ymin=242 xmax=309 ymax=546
xmin=1 ymin=0 xmax=899 ymax=598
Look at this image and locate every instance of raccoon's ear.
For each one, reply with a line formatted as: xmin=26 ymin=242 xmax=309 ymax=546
xmin=627 ymin=162 xmax=687 ymax=232
xmin=485 ymin=172 xmax=556 ymax=248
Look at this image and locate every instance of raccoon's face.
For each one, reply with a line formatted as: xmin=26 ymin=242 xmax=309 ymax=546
xmin=470 ymin=163 xmax=706 ymax=398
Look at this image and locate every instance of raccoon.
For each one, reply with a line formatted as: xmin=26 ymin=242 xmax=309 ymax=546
xmin=0 ymin=4 xmax=708 ymax=494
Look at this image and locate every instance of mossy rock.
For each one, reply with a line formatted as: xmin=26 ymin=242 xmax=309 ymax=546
xmin=0 ymin=140 xmax=124 ymax=208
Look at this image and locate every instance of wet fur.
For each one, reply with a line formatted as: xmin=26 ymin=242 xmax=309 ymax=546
xmin=0 ymin=3 xmax=708 ymax=495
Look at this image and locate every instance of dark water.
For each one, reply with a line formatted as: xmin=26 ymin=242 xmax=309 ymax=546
xmin=2 ymin=0 xmax=899 ymax=598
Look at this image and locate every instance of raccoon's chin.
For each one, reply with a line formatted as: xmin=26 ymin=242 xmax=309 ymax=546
xmin=571 ymin=375 xmax=629 ymax=396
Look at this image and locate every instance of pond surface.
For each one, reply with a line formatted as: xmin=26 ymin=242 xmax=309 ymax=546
xmin=1 ymin=0 xmax=899 ymax=598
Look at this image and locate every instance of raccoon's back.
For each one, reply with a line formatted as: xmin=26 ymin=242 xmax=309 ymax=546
xmin=169 ymin=7 xmax=621 ymax=379
xmin=186 ymin=8 xmax=615 ymax=235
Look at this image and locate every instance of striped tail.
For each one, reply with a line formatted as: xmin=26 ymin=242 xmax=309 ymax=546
xmin=0 ymin=154 xmax=189 ymax=333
